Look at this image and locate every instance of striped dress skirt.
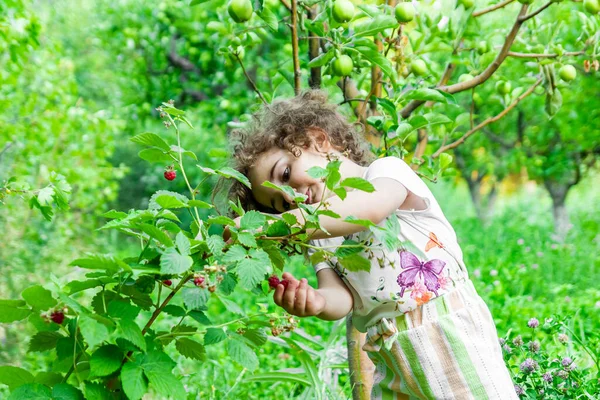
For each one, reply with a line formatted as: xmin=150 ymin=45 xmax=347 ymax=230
xmin=362 ymin=279 xmax=518 ymax=400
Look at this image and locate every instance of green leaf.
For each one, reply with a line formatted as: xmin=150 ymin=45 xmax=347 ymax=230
xmin=188 ymin=310 xmax=212 ymax=325
xmin=138 ymin=148 xmax=173 ymax=163
xmin=281 ymin=213 xmax=298 ymax=226
xmin=162 ymin=305 xmax=186 ymax=317
xmin=51 ymin=383 xmax=84 ymax=400
xmin=403 ymin=88 xmax=448 ymax=103
xmin=334 ymin=240 xmax=364 ymax=258
xmin=70 ymin=254 xmax=131 ymax=273
xmin=237 ymin=231 xmax=257 ymax=248
xmin=101 ymin=210 xmax=127 ymax=219
xmin=160 ymin=247 xmax=193 ymax=274
xmin=307 ymin=49 xmax=334 ymax=68
xmin=222 ymin=244 xmax=247 ymax=264
xmin=28 ymin=331 xmax=64 ymax=352
xmin=169 ymin=145 xmax=197 ymax=161
xmin=37 ymin=186 xmax=55 ymax=206
xmin=333 ymin=187 xmax=347 ymax=200
xmin=339 ymin=177 xmax=375 ymax=193
xmin=199 ymin=165 xmax=252 ymax=189
xmin=242 ymin=371 xmax=311 ymax=386
xmin=148 ymin=190 xmax=189 ymax=210
xmin=21 ymin=285 xmax=57 ymax=311
xmin=117 ymin=319 xmax=147 ymax=352
xmin=236 ymin=249 xmax=271 ymax=289
xmin=216 ymin=295 xmax=244 ymax=316
xmin=266 ymin=220 xmax=291 ymax=237
xmin=65 ymin=278 xmax=116 ymax=295
xmin=175 ymin=232 xmax=191 ymax=255
xmin=155 ymin=194 xmax=188 ymax=209
xmin=34 ymin=372 xmax=63 ymax=387
xmin=121 ymin=360 xmax=147 ymax=400
xmin=206 ymin=234 xmax=226 ymax=255
xmin=8 ymin=383 xmax=52 ymax=400
xmin=181 ymin=287 xmax=210 ymax=310
xmin=187 ymin=199 xmax=213 ymax=209
xmin=257 ymin=6 xmax=278 ymax=30
xmin=240 ymin=210 xmax=266 ymax=231
xmin=79 ymin=315 xmax=109 ymax=350
xmin=306 ymin=166 xmax=328 ymax=179
xmin=141 ymin=352 xmax=186 ymax=399
xmin=243 ymin=329 xmax=268 ymax=347
xmin=354 ymin=15 xmax=397 ymax=38
xmin=352 ymin=47 xmax=395 ymax=83
xmin=190 ymin=0 xmax=213 ymax=4
xmin=261 ymin=181 xmax=306 ymax=203
xmin=204 ymin=328 xmax=227 ymax=346
xmin=546 ymin=87 xmax=562 ymax=118
xmin=338 ymin=254 xmax=371 ymax=272
xmin=130 ymin=132 xmax=170 ymax=151
xmin=344 ymin=216 xmax=377 ymax=228
xmin=0 ymin=366 xmax=34 ymax=390
xmin=227 ymin=338 xmax=259 ymax=371
xmin=90 ymin=345 xmax=123 ymax=377
xmin=228 ymin=199 xmax=245 ymax=217
xmin=207 ymin=215 xmax=236 ymax=226
xmin=138 ymin=223 xmax=174 ymax=247
xmin=439 ymin=153 xmax=453 ymax=169
xmin=107 ymin=301 xmax=141 ymax=320
xmin=175 ymin=338 xmax=207 ymax=360
xmin=83 ymin=382 xmax=112 ymax=400
xmin=316 ymin=210 xmax=341 ymax=219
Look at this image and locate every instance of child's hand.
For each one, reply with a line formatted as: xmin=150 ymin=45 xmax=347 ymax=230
xmin=273 ymin=272 xmax=326 ymax=318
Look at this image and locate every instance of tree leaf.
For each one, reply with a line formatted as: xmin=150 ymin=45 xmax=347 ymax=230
xmin=181 ymin=287 xmax=210 ymax=310
xmin=79 ymin=315 xmax=109 ymax=350
xmin=204 ymin=328 xmax=227 ymax=346
xmin=257 ymin=6 xmax=278 ymax=30
xmin=343 ymin=216 xmax=376 ymax=227
xmin=137 ymin=223 xmax=174 ymax=247
xmin=237 ymin=231 xmax=257 ymax=248
xmin=266 ymin=220 xmax=291 ymax=237
xmin=160 ymin=247 xmax=193 ymax=274
xmin=130 ymin=132 xmax=170 ymax=151
xmin=28 ymin=331 xmax=64 ymax=353
xmin=334 ymin=240 xmax=364 ymax=258
xmin=352 ymin=47 xmax=395 ymax=83
xmin=240 ymin=210 xmax=266 ymax=231
xmin=51 ymin=383 xmax=84 ymax=400
xmin=155 ymin=194 xmax=188 ymax=209
xmin=117 ymin=319 xmax=146 ymax=352
xmin=243 ymin=329 xmax=268 ymax=347
xmin=70 ymin=254 xmax=131 ymax=273
xmin=120 ymin=360 xmax=147 ymax=400
xmin=8 ymin=383 xmax=52 ymax=400
xmin=236 ymin=249 xmax=271 ymax=289
xmin=83 ymin=381 xmax=113 ymax=400
xmin=148 ymin=190 xmax=189 ymax=210
xmin=227 ymin=338 xmax=259 ymax=371
xmin=141 ymin=351 xmax=186 ymax=399
xmin=21 ymin=285 xmax=57 ymax=311
xmin=138 ymin=148 xmax=172 ymax=163
xmin=339 ymin=177 xmax=375 ymax=193
xmin=403 ymin=88 xmax=448 ymax=103
xmin=175 ymin=232 xmax=191 ymax=255
xmin=222 ymin=244 xmax=247 ymax=264
xmin=89 ymin=345 xmax=123 ymax=377
xmin=338 ymin=254 xmax=371 ymax=272
xmin=175 ymin=338 xmax=207 ymax=361
xmin=354 ymin=15 xmax=397 ymax=38
xmin=0 ymin=366 xmax=34 ymax=390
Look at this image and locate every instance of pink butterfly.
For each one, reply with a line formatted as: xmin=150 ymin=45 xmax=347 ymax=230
xmin=397 ymin=251 xmax=446 ymax=297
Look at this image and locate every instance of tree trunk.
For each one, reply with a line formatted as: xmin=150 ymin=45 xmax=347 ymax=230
xmin=543 ymin=179 xmax=572 ymax=241
xmin=346 ymin=314 xmax=375 ymax=399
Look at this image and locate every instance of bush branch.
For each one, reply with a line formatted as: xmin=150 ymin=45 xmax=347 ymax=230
xmin=508 ymin=50 xmax=586 ymax=58
xmin=234 ymin=53 xmax=269 ymax=106
xmin=290 ymin=0 xmax=301 ymax=95
xmin=473 ymin=0 xmax=515 ymax=17
xmin=432 ymin=76 xmax=543 ymax=157
xmin=518 ymin=1 xmax=553 ymax=22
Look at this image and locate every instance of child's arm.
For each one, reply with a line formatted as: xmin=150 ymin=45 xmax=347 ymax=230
xmin=273 ymin=270 xmax=353 ymax=321
xmin=288 ymin=177 xmax=409 ymax=239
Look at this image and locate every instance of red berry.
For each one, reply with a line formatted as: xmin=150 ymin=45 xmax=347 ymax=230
xmin=280 ymin=279 xmax=290 ymax=290
xmin=194 ymin=276 xmax=205 ymax=286
xmin=164 ymin=170 xmax=177 ymax=181
xmin=268 ymin=276 xmax=281 ymax=289
xmin=163 ymin=279 xmax=172 ymax=286
xmin=50 ymin=311 xmax=65 ymax=324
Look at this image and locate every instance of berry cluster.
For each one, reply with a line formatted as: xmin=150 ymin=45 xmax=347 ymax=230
xmin=269 ymin=315 xmax=297 ymax=337
xmin=267 ymin=275 xmax=290 ymax=290
xmin=41 ymin=306 xmax=68 ymax=325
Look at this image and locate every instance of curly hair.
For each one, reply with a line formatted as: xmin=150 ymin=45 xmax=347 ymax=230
xmin=212 ymin=89 xmax=375 ymax=216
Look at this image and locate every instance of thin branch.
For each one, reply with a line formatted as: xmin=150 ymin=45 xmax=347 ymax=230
xmin=279 ymin=0 xmax=291 ymax=12
xmin=339 ymin=98 xmax=369 ymax=105
xmin=399 ymin=5 xmax=530 ymax=119
xmin=234 ymin=53 xmax=269 ymax=106
xmin=473 ymin=0 xmax=516 ymax=17
xmin=432 ymin=76 xmax=543 ymax=157
xmin=508 ymin=50 xmax=586 ymax=58
xmin=518 ymin=1 xmax=553 ymax=21
xmin=290 ymin=0 xmax=301 ymax=95
xmin=307 ymin=7 xmax=322 ymax=89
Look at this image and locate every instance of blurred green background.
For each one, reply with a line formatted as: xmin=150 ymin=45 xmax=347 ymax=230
xmin=1 ymin=0 xmax=599 ymax=398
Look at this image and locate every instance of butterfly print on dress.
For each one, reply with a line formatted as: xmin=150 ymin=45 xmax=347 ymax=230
xmin=396 ymin=251 xmax=446 ymax=297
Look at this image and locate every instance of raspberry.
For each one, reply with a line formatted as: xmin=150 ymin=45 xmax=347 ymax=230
xmin=164 ymin=169 xmax=176 ymax=181
xmin=194 ymin=276 xmax=205 ymax=287
xmin=163 ymin=279 xmax=172 ymax=286
xmin=268 ymin=276 xmax=281 ymax=289
xmin=280 ymin=279 xmax=290 ymax=289
xmin=50 ymin=311 xmax=65 ymax=324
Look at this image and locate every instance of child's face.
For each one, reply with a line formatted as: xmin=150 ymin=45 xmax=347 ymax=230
xmin=248 ymin=144 xmax=331 ymax=213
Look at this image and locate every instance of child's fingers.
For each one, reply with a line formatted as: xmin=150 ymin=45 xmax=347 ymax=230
xmin=281 ymin=272 xmax=297 ymax=282
xmin=294 ymin=279 xmax=308 ymax=315
xmin=305 ymin=286 xmax=316 ymax=315
xmin=282 ymin=278 xmax=299 ymax=310
xmin=273 ymin=284 xmax=285 ymax=307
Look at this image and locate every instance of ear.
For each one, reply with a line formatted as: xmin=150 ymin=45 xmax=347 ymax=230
xmin=306 ymin=128 xmax=333 ymax=153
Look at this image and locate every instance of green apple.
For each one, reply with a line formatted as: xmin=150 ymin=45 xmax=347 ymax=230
xmin=332 ymin=55 xmax=354 ymax=76
xmin=411 ymin=59 xmax=428 ymax=76
xmin=395 ymin=3 xmax=415 ymax=23
xmin=584 ymin=0 xmax=600 ymax=14
xmin=332 ymin=0 xmax=355 ymax=23
xmin=496 ymin=80 xmax=511 ymax=95
xmin=558 ymin=65 xmax=577 ymax=82
xmin=228 ymin=0 xmax=253 ymax=23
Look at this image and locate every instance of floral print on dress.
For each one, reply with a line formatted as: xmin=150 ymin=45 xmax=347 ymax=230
xmin=396 ymin=251 xmax=446 ymax=298
xmin=424 ymin=232 xmax=444 ymax=252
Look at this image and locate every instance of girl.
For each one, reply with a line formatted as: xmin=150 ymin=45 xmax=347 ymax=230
xmin=220 ymin=90 xmax=517 ymax=399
